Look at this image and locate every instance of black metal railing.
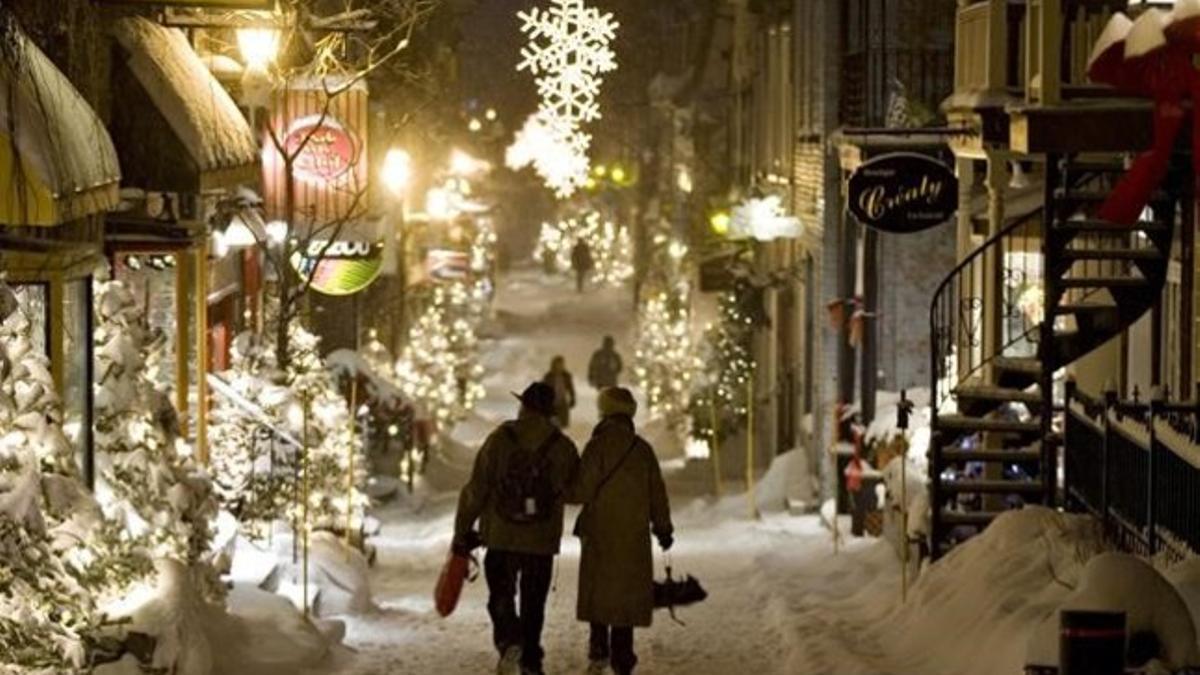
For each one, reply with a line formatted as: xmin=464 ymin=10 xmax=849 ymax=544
xmin=1064 ymin=381 xmax=1200 ymax=561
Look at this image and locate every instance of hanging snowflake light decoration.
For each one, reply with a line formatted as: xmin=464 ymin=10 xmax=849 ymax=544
xmin=512 ymin=0 xmax=619 ymax=198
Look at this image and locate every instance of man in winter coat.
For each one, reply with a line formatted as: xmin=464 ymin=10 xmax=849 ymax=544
xmin=569 ymin=387 xmax=673 ymax=675
xmin=453 ymin=382 xmax=581 ymax=675
xmin=571 ymin=239 xmax=594 ymax=293
xmin=587 ymin=335 xmax=623 ymax=390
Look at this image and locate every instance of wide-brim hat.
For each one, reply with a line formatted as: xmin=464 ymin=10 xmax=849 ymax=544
xmin=512 ymin=382 xmax=557 ymax=417
xmin=598 ymin=387 xmax=637 ymax=418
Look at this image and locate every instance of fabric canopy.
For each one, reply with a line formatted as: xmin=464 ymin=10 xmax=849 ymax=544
xmin=0 ymin=24 xmax=121 ymax=226
xmin=112 ymin=17 xmax=258 ymax=191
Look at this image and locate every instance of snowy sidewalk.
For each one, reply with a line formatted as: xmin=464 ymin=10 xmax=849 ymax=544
xmin=318 ymin=270 xmax=899 ymax=674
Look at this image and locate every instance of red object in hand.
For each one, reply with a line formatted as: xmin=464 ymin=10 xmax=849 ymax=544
xmin=845 ymin=456 xmax=864 ymax=493
xmin=434 ymin=549 xmax=474 ymax=617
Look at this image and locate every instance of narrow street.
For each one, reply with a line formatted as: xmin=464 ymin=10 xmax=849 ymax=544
xmin=321 ymin=270 xmax=885 ymax=675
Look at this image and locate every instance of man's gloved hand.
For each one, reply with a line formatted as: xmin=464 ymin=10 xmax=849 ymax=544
xmin=452 ymin=530 xmax=483 ymax=557
xmin=656 ymin=532 xmax=674 ymax=552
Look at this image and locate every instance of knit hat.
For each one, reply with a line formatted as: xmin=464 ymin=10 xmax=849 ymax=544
xmin=598 ymin=387 xmax=637 ymax=418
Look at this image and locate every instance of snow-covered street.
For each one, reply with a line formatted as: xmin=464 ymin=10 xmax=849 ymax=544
xmin=319 ymin=270 xmax=896 ymax=674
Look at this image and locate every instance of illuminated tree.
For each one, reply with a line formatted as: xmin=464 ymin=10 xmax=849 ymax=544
xmin=534 ymin=212 xmax=634 ymax=286
xmin=690 ymin=291 xmax=756 ymax=444
xmin=634 ymin=287 xmax=697 ymax=439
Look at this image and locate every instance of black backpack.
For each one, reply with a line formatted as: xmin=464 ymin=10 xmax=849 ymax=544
xmin=495 ymin=427 xmax=561 ymax=524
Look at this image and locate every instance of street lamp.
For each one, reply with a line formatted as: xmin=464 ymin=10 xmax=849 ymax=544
xmin=237 ymin=28 xmax=279 ymax=72
xmin=382 ymin=148 xmax=412 ymax=353
xmin=381 ymin=149 xmax=413 ymax=198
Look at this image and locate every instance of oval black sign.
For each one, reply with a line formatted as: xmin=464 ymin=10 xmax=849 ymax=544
xmin=848 ymin=152 xmax=958 ymax=234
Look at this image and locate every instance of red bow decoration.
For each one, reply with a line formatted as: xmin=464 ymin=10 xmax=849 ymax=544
xmin=1087 ymin=6 xmax=1200 ymax=224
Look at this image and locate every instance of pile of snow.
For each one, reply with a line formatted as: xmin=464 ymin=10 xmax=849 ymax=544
xmin=1027 ymin=553 xmax=1200 ymax=670
xmin=754 ymin=448 xmax=817 ymax=514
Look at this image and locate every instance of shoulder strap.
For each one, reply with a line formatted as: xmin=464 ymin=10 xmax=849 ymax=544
xmin=593 ymin=436 xmax=639 ymax=498
xmin=502 ymin=425 xmax=560 ymax=458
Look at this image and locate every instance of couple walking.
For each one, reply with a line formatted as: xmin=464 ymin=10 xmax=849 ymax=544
xmin=540 ymin=336 xmax=624 ymax=429
xmin=453 ymin=383 xmax=672 ymax=675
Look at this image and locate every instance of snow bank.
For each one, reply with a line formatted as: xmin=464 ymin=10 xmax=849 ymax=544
xmin=754 ymin=449 xmax=816 ymax=514
xmin=1026 ymin=553 xmax=1200 ymax=670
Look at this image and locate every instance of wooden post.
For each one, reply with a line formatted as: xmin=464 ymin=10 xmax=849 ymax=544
xmin=747 ymin=371 xmax=759 ymax=519
xmin=175 ymin=252 xmax=192 ymax=438
xmin=710 ymin=395 xmax=723 ymax=497
xmin=195 ymin=244 xmax=209 ymax=464
xmin=302 ymin=393 xmax=311 ymax=617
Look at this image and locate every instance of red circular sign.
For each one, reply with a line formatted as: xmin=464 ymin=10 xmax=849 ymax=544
xmin=285 ymin=115 xmax=357 ymax=184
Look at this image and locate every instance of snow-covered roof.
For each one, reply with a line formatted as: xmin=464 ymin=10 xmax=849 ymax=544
xmin=0 ymin=23 xmax=121 ymax=226
xmin=112 ymin=17 xmax=258 ymax=179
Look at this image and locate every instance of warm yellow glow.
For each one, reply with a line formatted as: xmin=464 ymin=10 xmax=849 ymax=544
xmin=611 ymin=166 xmax=628 ymax=184
xmin=594 ymin=164 xmax=608 ymax=177
xmin=585 ymin=177 xmax=598 ymax=190
xmin=468 ymin=118 xmax=483 ymax=132
xmin=237 ymin=28 xmax=279 ymax=72
xmin=381 ymin=148 xmax=412 ymax=197
xmin=710 ymin=211 xmax=731 ymax=236
xmin=485 ymin=108 xmax=498 ymax=121
xmin=450 ymin=149 xmax=489 ymax=176
xmin=426 ymin=187 xmax=455 ymax=220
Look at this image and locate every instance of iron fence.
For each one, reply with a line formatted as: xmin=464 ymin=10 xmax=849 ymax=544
xmin=1064 ymin=381 xmax=1200 ymax=561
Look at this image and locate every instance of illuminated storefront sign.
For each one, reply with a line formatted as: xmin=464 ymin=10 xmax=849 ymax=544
xmin=285 ymin=115 xmax=358 ymax=185
xmin=291 ymin=239 xmax=384 ymax=296
xmin=848 ymin=153 xmax=958 ymax=234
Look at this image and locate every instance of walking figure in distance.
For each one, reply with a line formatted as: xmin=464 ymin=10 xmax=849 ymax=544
xmin=587 ymin=335 xmax=623 ymax=390
xmin=571 ymin=238 xmax=594 ymax=293
xmin=453 ymin=383 xmax=581 ymax=675
xmin=570 ymin=387 xmax=674 ymax=675
xmin=542 ymin=355 xmax=576 ymax=429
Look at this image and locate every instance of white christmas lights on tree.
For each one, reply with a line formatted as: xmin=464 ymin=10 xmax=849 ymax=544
xmin=511 ymin=0 xmax=618 ymax=198
xmin=534 ymin=212 xmax=633 ymax=286
xmin=634 ymin=289 xmax=699 ymax=439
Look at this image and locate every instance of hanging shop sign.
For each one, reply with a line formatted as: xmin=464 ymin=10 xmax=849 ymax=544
xmin=426 ymin=249 xmax=472 ymax=282
xmin=286 ymin=115 xmax=359 ymax=185
xmin=290 ymin=239 xmax=384 ymax=296
xmin=848 ymin=153 xmax=958 ymax=234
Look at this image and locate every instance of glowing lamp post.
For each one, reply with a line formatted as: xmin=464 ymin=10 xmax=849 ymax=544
xmin=382 ymin=148 xmax=413 ymax=351
xmin=237 ymin=28 xmax=279 ymax=73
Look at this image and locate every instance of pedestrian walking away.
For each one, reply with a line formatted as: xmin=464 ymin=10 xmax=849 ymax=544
xmin=587 ymin=335 xmax=623 ymax=390
xmin=571 ymin=239 xmax=594 ymax=293
xmin=452 ymin=382 xmax=581 ymax=675
xmin=569 ymin=387 xmax=674 ymax=675
xmin=542 ymin=355 xmax=576 ymax=429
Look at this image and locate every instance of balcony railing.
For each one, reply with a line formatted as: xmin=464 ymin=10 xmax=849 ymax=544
xmin=954 ymin=0 xmax=1129 ymax=105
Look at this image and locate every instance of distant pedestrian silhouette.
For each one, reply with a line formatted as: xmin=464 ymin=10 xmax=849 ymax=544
xmin=587 ymin=336 xmax=623 ymax=390
xmin=542 ymin=356 xmax=576 ymax=428
xmin=571 ymin=239 xmax=594 ymax=293
xmin=569 ymin=387 xmax=674 ymax=675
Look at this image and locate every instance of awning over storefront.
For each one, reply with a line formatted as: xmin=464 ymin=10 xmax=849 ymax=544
xmin=111 ymin=17 xmax=259 ymax=193
xmin=0 ymin=25 xmax=121 ymax=227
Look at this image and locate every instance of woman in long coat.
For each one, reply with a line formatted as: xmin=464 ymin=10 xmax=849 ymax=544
xmin=570 ymin=387 xmax=673 ymax=675
xmin=542 ymin=355 xmax=576 ymax=428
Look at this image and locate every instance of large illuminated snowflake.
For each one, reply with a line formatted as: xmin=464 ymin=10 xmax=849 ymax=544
xmin=506 ymin=114 xmax=591 ymax=198
xmin=513 ymin=0 xmax=618 ymax=198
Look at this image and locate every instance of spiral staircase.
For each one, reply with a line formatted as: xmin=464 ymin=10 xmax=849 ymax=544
xmin=927 ymin=154 xmax=1179 ymax=558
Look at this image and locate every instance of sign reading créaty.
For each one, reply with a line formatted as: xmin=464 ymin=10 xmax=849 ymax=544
xmin=286 ymin=115 xmax=359 ymax=185
xmin=848 ymin=153 xmax=958 ymax=234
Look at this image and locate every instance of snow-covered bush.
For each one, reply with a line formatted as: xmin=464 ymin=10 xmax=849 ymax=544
xmin=93 ymin=281 xmax=217 ymax=569
xmin=394 ymin=282 xmax=486 ymax=433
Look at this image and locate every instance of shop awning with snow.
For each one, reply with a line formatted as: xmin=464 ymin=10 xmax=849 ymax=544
xmin=0 ymin=25 xmax=121 ymax=227
xmin=110 ymin=16 xmax=259 ymax=195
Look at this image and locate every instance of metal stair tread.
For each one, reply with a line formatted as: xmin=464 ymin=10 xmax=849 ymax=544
xmin=1059 ymin=276 xmax=1148 ymax=289
xmin=1061 ymin=248 xmax=1161 ymax=261
xmin=939 ymin=510 xmax=1015 ymax=526
xmin=1053 ymin=302 xmax=1116 ymax=315
xmin=935 ymin=414 xmax=1041 ymax=434
xmin=1057 ymin=219 xmax=1166 ymax=233
xmin=1059 ymin=159 xmax=1126 ymax=173
xmin=940 ymin=448 xmax=1043 ymax=463
xmin=992 ymin=356 xmax=1042 ymax=375
xmin=939 ymin=479 xmax=1044 ymax=494
xmin=952 ymin=383 xmax=1042 ymax=405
